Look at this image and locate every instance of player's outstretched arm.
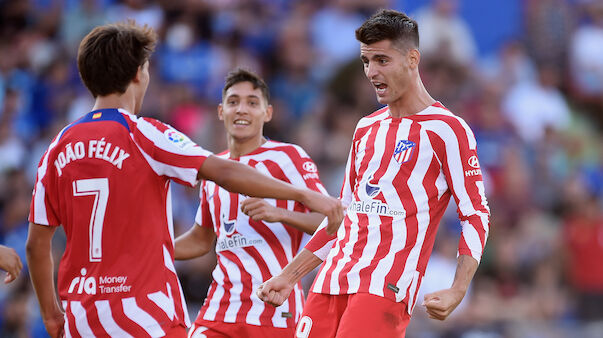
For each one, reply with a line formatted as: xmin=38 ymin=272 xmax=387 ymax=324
xmin=422 ymin=255 xmax=478 ymax=321
xmin=257 ymin=249 xmax=322 ymax=307
xmin=0 ymin=245 xmax=22 ymax=283
xmin=240 ymin=198 xmax=325 ymax=234
xmin=26 ymin=223 xmax=65 ymax=338
xmin=198 ymin=155 xmax=344 ymax=235
xmin=174 ymin=224 xmax=216 ymax=260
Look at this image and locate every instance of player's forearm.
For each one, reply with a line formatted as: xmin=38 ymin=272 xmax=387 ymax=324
xmin=199 ymin=156 xmax=305 ymax=202
xmin=278 ymin=211 xmax=325 ymax=235
xmin=450 ymin=255 xmax=479 ymax=295
xmin=174 ymin=225 xmax=214 ymax=260
xmin=279 ymin=249 xmax=323 ymax=286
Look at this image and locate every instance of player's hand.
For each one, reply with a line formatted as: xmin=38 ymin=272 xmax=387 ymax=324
xmin=0 ymin=245 xmax=22 ymax=283
xmin=300 ymin=191 xmax=344 ymax=235
xmin=241 ymin=198 xmax=284 ymax=222
xmin=422 ymin=288 xmax=465 ymax=321
xmin=256 ymin=275 xmax=294 ymax=307
xmin=43 ymin=310 xmax=65 ymax=338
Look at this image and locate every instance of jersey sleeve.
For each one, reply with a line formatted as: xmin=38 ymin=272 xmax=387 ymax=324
xmin=194 ymin=181 xmax=214 ymax=229
xmin=29 ymin=129 xmax=66 ymax=226
xmin=288 ymin=145 xmax=329 ymax=196
xmin=128 ymin=115 xmax=212 ymax=187
xmin=303 ymin=138 xmax=356 ymax=260
xmin=430 ymin=117 xmax=490 ymax=263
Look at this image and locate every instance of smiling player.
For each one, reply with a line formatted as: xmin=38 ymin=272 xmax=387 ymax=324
xmin=175 ymin=69 xmax=330 ymax=337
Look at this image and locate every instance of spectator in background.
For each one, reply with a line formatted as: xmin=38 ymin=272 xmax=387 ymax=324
xmin=570 ymin=0 xmax=603 ymax=120
xmin=412 ymin=0 xmax=477 ymax=67
xmin=502 ymin=63 xmax=571 ymax=145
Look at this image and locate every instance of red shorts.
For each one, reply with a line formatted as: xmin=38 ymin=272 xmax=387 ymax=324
xmin=187 ymin=319 xmax=295 ymax=338
xmin=296 ymin=292 xmax=411 ymax=338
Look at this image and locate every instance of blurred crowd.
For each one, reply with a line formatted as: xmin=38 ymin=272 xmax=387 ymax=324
xmin=0 ymin=0 xmax=602 ymax=337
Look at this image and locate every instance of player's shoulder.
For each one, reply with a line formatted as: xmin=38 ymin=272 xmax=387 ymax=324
xmin=415 ymin=102 xmax=472 ymax=133
xmin=357 ymin=106 xmax=390 ymax=127
xmin=258 ymin=140 xmax=310 ymax=159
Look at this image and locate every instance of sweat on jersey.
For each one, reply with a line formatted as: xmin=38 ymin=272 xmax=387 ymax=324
xmin=305 ymin=103 xmax=490 ymax=315
xmin=194 ymin=140 xmax=329 ymax=329
xmin=29 ymin=108 xmax=212 ymax=337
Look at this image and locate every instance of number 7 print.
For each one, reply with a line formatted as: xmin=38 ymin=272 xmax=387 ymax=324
xmin=73 ymin=178 xmax=109 ymax=262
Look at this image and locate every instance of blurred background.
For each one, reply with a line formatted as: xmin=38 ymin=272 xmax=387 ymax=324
xmin=0 ymin=0 xmax=602 ymax=337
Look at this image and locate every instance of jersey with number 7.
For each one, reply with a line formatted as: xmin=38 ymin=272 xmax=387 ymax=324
xmin=29 ymin=108 xmax=212 ymax=336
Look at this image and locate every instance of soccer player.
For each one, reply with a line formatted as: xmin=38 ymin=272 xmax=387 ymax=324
xmin=25 ymin=22 xmax=343 ymax=338
xmin=257 ymin=9 xmax=490 ymax=338
xmin=174 ymin=68 xmax=329 ymax=337
xmin=0 ymin=244 xmax=22 ymax=283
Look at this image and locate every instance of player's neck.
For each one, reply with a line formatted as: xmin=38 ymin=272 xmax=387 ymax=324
xmin=91 ymin=87 xmax=139 ymax=115
xmin=388 ymin=76 xmax=435 ymax=118
xmin=228 ymin=135 xmax=267 ymax=158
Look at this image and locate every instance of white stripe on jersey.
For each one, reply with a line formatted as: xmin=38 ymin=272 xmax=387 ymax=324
xmin=122 ymin=297 xmax=165 ymax=337
xmin=70 ymin=301 xmax=95 ymax=336
xmin=148 ymin=284 xmax=176 ymax=320
xmin=32 ymin=126 xmax=68 ymax=225
xmin=95 ymin=300 xmax=133 ymax=337
xmin=203 ymin=267 xmax=226 ymax=321
xmin=62 ymin=301 xmax=71 ymax=338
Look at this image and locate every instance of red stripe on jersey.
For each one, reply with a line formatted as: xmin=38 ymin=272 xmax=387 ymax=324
xmin=64 ymin=303 xmax=79 ymax=337
xmin=353 ymin=125 xmax=379 ymax=201
xmin=130 ymin=121 xmax=205 ymax=177
xmin=110 ymin=300 xmax=150 ymax=337
xmin=243 ymin=246 xmax=277 ymax=326
xmin=197 ymin=283 xmax=218 ymax=321
xmin=365 ymin=106 xmax=389 ymax=119
xmin=199 ymin=181 xmax=213 ymax=228
xmin=83 ymin=304 xmax=108 ymax=337
xmin=212 ymin=184 xmax=222 ymax=237
xmin=219 ymin=251 xmax=255 ymax=324
xmin=212 ymin=258 xmax=234 ymax=323
xmin=338 ymin=213 xmax=370 ymax=293
xmin=417 ymin=156 xmax=450 ymax=273
xmin=317 ymin=216 xmax=353 ymax=293
xmin=250 ymin=219 xmax=290 ymax=269
xmin=384 ymin=121 xmax=421 ymax=292
xmin=423 ymin=115 xmax=488 ymax=249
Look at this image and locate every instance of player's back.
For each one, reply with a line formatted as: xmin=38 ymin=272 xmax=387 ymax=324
xmin=30 ymin=108 xmax=208 ymax=336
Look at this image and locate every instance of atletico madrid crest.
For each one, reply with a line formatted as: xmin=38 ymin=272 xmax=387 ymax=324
xmin=393 ymin=140 xmax=416 ymax=164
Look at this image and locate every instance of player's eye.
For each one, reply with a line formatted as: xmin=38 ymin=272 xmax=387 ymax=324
xmin=227 ymin=100 xmax=238 ymax=105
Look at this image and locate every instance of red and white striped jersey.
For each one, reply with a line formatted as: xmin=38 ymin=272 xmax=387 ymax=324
xmin=305 ymin=103 xmax=490 ymax=314
xmin=29 ymin=108 xmax=212 ymax=337
xmin=194 ymin=140 xmax=328 ymax=328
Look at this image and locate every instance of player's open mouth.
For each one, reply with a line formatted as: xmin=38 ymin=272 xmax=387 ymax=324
xmin=234 ymin=119 xmax=250 ymax=125
xmin=373 ymin=82 xmax=388 ymax=95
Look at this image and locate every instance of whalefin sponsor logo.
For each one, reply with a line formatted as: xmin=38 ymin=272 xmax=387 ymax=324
xmin=347 ymin=200 xmax=405 ymax=217
xmin=216 ymin=234 xmax=265 ymax=252
xmin=365 ymin=176 xmax=380 ymax=197
xmin=221 ymin=213 xmax=236 ymax=236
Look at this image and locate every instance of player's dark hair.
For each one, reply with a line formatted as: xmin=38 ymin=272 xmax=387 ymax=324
xmin=355 ymin=9 xmax=419 ymax=51
xmin=222 ymin=68 xmax=270 ymax=103
xmin=77 ymin=21 xmax=157 ymax=97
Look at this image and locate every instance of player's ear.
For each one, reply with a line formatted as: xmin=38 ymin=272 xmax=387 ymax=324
xmin=217 ymin=103 xmax=224 ymax=121
xmin=408 ymin=49 xmax=420 ymax=69
xmin=264 ymin=104 xmax=273 ymax=122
